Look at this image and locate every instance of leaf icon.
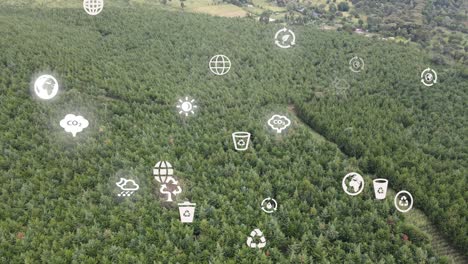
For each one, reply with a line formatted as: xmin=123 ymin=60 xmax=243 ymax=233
xmin=282 ymin=35 xmax=290 ymax=43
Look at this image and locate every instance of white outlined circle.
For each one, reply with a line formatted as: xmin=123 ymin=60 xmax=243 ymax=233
xmin=421 ymin=68 xmax=437 ymax=86
xmin=274 ymin=28 xmax=296 ymax=49
xmin=83 ymin=0 xmax=104 ymax=16
xmin=209 ymin=55 xmax=231 ymax=75
xmin=34 ymin=75 xmax=59 ymax=100
xmin=349 ymin=56 xmax=364 ymax=73
xmin=342 ymin=172 xmax=365 ymax=196
xmin=261 ymin=197 xmax=277 ymax=214
xmin=394 ymin=190 xmax=413 ymax=213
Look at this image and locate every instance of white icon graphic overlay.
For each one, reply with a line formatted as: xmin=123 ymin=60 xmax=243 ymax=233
xmin=332 ymin=77 xmax=350 ymax=97
xmin=247 ymin=228 xmax=267 ymax=249
xmin=83 ymin=0 xmax=104 ymax=16
xmin=394 ymin=190 xmax=413 ymax=213
xmin=60 ymin=114 xmax=89 ymax=137
xmin=232 ymin=132 xmax=251 ymax=151
xmin=261 ymin=197 xmax=277 ymax=214
xmin=178 ymin=201 xmax=196 ymax=223
xmin=421 ymin=68 xmax=437 ymax=86
xmin=34 ymin=75 xmax=59 ymax=100
xmin=342 ymin=172 xmax=365 ymax=196
xmin=268 ymin=115 xmax=291 ymax=133
xmin=153 ymin=161 xmax=182 ymax=202
xmin=177 ymin=97 xmax=198 ymax=116
xmin=349 ymin=56 xmax=365 ymax=73
xmin=209 ymin=55 xmax=231 ymax=76
xmin=373 ymin=179 xmax=388 ymax=200
xmin=115 ymin=178 xmax=139 ymax=197
xmin=275 ymin=28 xmax=296 ymax=49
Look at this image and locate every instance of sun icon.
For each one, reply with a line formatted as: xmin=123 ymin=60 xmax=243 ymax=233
xmin=177 ymin=97 xmax=198 ymax=116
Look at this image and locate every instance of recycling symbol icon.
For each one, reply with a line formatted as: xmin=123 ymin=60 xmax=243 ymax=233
xmin=246 ymin=228 xmax=266 ymax=249
xmin=399 ymin=196 xmax=409 ymax=207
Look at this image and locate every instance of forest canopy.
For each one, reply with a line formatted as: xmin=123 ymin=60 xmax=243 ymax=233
xmin=0 ymin=2 xmax=466 ymax=263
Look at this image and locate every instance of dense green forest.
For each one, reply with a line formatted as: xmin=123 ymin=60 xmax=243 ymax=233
xmin=0 ymin=2 xmax=466 ymax=263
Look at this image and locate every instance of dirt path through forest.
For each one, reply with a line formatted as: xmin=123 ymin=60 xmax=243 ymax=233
xmin=289 ymin=106 xmax=467 ymax=264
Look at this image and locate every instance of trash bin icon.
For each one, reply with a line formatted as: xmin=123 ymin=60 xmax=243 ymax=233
xmin=178 ymin=201 xmax=196 ymax=223
xmin=373 ymin=179 xmax=388 ymax=200
xmin=232 ymin=132 xmax=251 ymax=151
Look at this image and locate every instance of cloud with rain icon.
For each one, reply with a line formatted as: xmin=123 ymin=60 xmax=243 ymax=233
xmin=116 ymin=178 xmax=139 ymax=197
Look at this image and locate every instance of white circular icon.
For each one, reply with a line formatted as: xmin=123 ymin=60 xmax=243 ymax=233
xmin=349 ymin=56 xmax=365 ymax=73
xmin=209 ymin=55 xmax=231 ymax=76
xmin=421 ymin=68 xmax=437 ymax=86
xmin=261 ymin=197 xmax=277 ymax=214
xmin=342 ymin=172 xmax=365 ymax=196
xmin=83 ymin=0 xmax=104 ymax=16
xmin=394 ymin=190 xmax=413 ymax=213
xmin=34 ymin=75 xmax=59 ymax=100
xmin=177 ymin=97 xmax=198 ymax=116
xmin=274 ymin=28 xmax=296 ymax=49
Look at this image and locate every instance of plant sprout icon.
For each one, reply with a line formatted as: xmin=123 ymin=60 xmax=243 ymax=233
xmin=115 ymin=178 xmax=139 ymax=197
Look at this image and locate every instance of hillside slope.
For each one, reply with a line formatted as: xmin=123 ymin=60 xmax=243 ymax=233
xmin=0 ymin=4 xmax=466 ymax=263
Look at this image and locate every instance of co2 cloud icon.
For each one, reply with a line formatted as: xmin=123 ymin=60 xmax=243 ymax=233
xmin=60 ymin=114 xmax=89 ymax=137
xmin=268 ymin=115 xmax=291 ymax=133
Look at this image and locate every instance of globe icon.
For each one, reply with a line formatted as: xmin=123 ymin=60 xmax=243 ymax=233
xmin=83 ymin=0 xmax=104 ymax=16
xmin=153 ymin=161 xmax=173 ymax=183
xmin=209 ymin=55 xmax=231 ymax=76
xmin=34 ymin=75 xmax=59 ymax=100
